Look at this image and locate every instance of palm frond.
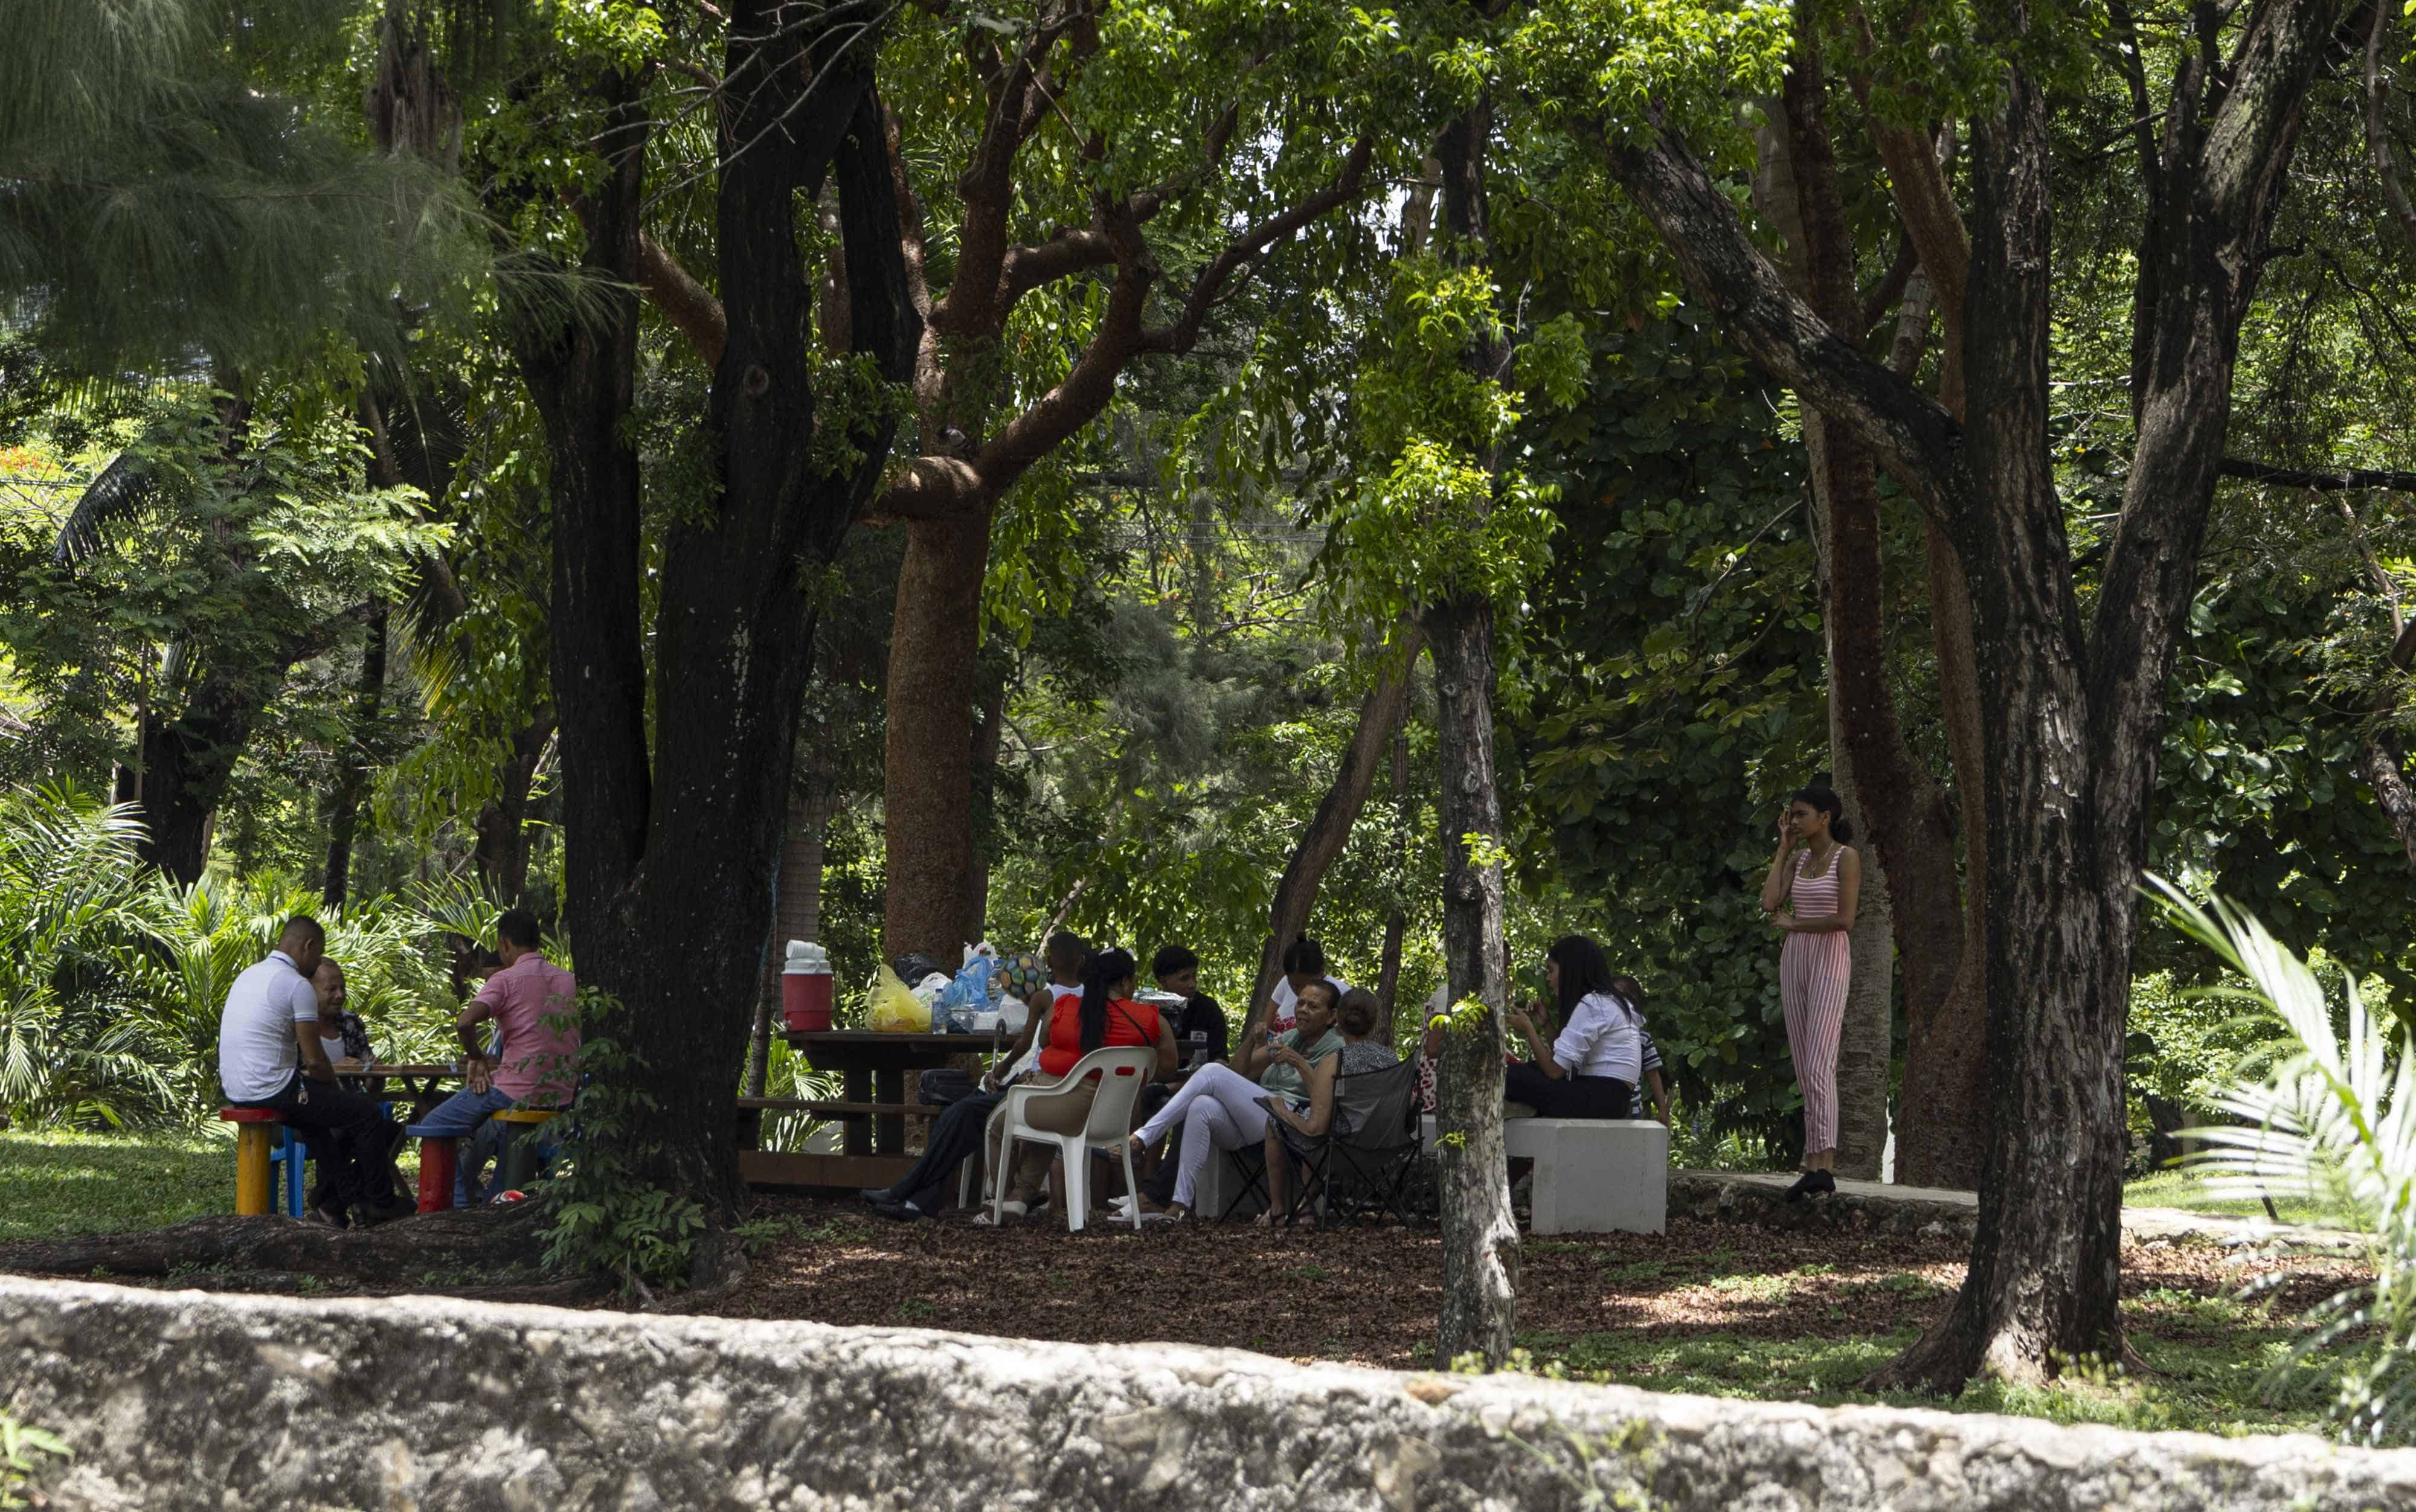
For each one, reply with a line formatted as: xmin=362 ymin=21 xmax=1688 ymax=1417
xmin=2159 ymin=879 xmax=2416 ymax=1444
xmin=48 ymin=450 xmax=153 ymax=566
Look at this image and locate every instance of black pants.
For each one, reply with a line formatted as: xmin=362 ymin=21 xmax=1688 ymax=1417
xmin=887 ymin=1089 xmax=1004 ymax=1209
xmin=1503 ymin=1062 xmax=1634 ymax=1120
xmin=234 ymin=1072 xmax=401 ymax=1217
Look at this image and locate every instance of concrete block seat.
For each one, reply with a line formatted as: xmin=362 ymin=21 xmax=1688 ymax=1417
xmin=1420 ymin=1113 xmax=1668 ymax=1235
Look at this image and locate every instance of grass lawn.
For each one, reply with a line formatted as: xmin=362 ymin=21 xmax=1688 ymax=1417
xmin=0 ymin=1127 xmax=233 ymax=1243
xmin=0 ymin=1127 xmax=425 ymax=1242
xmin=2122 ymin=1168 xmax=2359 ymax=1230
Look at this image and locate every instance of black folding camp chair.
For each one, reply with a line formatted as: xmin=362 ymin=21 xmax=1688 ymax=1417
xmin=1271 ymin=1059 xmax=1424 ymax=1226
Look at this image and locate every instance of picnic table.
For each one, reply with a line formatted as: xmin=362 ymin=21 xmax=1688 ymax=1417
xmin=333 ymin=1060 xmax=463 ymax=1118
xmin=749 ymin=1030 xmax=994 ymax=1190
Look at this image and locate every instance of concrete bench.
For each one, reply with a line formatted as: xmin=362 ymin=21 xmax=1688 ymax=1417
xmin=1421 ymin=1114 xmax=1667 ymax=1235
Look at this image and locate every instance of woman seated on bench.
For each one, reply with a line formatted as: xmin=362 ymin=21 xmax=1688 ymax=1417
xmin=1503 ymin=935 xmax=1639 ymax=1119
xmin=1110 ymin=980 xmax=1345 ymax=1222
xmin=1259 ymin=987 xmax=1399 ymax=1222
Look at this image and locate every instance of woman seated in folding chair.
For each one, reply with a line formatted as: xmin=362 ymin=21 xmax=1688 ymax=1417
xmin=1258 ymin=987 xmax=1399 ymax=1225
xmin=977 ymin=947 xmax=1176 ymax=1225
xmin=1107 ymin=980 xmax=1345 ymax=1223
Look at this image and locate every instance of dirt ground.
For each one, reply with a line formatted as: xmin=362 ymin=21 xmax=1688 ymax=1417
xmin=713 ymin=1195 xmax=2367 ymax=1371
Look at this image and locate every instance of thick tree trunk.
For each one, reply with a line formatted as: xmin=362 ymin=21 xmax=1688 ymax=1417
xmin=882 ymin=512 xmax=990 ymax=963
xmin=1427 ymin=596 xmax=1518 ymax=1367
xmin=1245 ymin=626 xmax=1427 ymax=1016
xmin=321 ymin=606 xmax=390 ymax=908
xmin=1872 ymin=71 xmax=2131 ymax=1392
xmin=512 ymin=14 xmax=916 ymax=1223
xmin=1605 ymin=0 xmax=2331 ymax=1391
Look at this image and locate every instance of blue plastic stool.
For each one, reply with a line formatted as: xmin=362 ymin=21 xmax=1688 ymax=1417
xmin=271 ymin=1102 xmax=397 ymax=1219
xmin=269 ymin=1128 xmax=310 ymax=1217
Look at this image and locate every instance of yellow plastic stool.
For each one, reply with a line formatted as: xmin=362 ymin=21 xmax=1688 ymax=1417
xmin=217 ymin=1107 xmax=285 ymax=1216
xmin=492 ymin=1107 xmax=561 ymax=1190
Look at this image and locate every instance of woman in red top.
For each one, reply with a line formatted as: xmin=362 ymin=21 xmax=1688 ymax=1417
xmin=989 ymin=947 xmax=1177 ymax=1219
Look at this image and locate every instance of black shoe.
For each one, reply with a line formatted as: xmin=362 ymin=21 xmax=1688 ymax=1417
xmin=308 ymin=1201 xmax=350 ymax=1228
xmin=355 ymin=1196 xmax=414 ymax=1228
xmin=871 ymin=1199 xmax=928 ymax=1223
xmin=859 ymin=1186 xmax=899 ymax=1206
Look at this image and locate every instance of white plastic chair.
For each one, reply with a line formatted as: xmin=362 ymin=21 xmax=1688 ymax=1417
xmin=988 ymin=1045 xmax=1157 ymax=1232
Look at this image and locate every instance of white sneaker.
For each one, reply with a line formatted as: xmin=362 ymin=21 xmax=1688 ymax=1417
xmin=972 ymin=1200 xmax=1029 ymax=1226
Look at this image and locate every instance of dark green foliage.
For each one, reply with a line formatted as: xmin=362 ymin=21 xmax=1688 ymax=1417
xmin=1515 ymin=313 xmax=1824 ymax=1153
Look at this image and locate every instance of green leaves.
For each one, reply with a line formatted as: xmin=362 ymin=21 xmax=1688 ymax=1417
xmin=1316 ymin=254 xmax=1567 ymax=632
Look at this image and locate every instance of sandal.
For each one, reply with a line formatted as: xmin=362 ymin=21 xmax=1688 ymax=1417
xmin=973 ymin=1199 xmax=1030 ymax=1226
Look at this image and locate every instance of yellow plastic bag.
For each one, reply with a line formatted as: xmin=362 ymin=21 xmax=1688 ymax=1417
xmin=866 ymin=963 xmax=930 ymax=1033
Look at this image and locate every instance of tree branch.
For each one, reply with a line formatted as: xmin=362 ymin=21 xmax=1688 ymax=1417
xmin=1138 ymin=134 xmax=1375 ymax=355
xmin=1599 ymin=115 xmax=1967 ymax=533
xmin=2219 ymin=456 xmax=2416 ymax=492
xmin=936 ymin=5 xmax=1099 ymax=341
xmin=638 ymin=233 xmax=727 ymax=368
xmin=2366 ymin=0 xmax=2416 ymax=259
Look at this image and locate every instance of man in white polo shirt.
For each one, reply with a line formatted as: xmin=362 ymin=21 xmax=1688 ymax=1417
xmin=218 ymin=917 xmax=407 ymax=1228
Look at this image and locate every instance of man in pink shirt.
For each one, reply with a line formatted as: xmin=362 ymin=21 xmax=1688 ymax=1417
xmin=402 ymin=908 xmax=579 ymax=1204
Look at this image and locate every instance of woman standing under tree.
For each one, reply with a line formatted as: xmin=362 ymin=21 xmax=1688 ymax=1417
xmin=1759 ymin=784 xmax=1861 ymax=1200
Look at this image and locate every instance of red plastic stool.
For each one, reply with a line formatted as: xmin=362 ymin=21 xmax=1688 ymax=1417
xmin=415 ymin=1136 xmax=458 ymax=1212
xmin=217 ymin=1107 xmax=284 ymax=1216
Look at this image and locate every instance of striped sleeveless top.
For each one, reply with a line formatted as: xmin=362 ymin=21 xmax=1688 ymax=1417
xmin=1791 ymin=847 xmax=1843 ymax=915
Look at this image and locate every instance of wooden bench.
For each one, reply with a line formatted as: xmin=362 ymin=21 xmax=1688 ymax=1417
xmin=733 ymin=1098 xmax=946 ymax=1150
xmin=1421 ymin=1114 xmax=1668 ymax=1234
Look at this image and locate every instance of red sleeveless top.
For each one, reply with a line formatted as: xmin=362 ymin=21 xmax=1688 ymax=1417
xmin=1038 ymin=996 xmax=1160 ymax=1078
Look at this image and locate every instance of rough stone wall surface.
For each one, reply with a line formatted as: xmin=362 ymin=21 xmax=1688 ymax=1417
xmin=5 ymin=1276 xmax=2415 ymax=1511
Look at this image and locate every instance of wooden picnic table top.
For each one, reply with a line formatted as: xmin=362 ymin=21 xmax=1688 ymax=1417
xmin=337 ymin=1060 xmax=462 ymax=1078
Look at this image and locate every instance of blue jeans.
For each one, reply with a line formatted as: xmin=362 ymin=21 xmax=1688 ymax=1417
xmin=406 ymin=1086 xmax=514 ymax=1206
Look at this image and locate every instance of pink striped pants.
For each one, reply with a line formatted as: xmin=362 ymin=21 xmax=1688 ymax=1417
xmin=1781 ymin=930 xmax=1850 ymax=1155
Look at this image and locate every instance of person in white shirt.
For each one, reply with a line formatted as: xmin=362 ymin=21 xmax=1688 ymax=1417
xmin=1263 ymin=933 xmax=1350 ymax=1035
xmin=217 ymin=917 xmax=406 ymax=1228
xmin=1503 ymin=935 xmax=1641 ymax=1119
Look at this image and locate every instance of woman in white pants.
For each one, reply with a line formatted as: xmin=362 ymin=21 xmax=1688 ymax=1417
xmin=1113 ymin=981 xmax=1344 ymax=1220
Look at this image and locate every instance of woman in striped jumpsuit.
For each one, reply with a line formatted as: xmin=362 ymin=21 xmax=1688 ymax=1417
xmin=1758 ymin=784 xmax=1861 ymax=1200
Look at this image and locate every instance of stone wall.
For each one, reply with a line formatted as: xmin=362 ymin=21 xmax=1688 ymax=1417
xmin=5 ymin=1276 xmax=2414 ymax=1510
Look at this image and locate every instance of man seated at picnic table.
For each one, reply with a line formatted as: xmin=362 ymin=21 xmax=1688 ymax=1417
xmin=409 ymin=908 xmax=579 ymax=1206
xmin=310 ymin=958 xmax=373 ymax=1067
xmin=217 ymin=917 xmax=409 ymax=1228
xmin=864 ymin=934 xmax=1086 ymax=1222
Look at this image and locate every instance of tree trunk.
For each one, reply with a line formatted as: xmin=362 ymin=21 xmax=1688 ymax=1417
xmin=963 ymin=654 xmax=1010 ymax=943
xmin=511 ymin=17 xmax=916 ymax=1223
xmin=1864 ymin=72 xmax=2122 ymax=1388
xmin=882 ymin=511 xmax=990 ymax=963
xmin=321 ymin=605 xmax=390 ymax=908
xmin=1377 ymin=722 xmax=1412 ymax=1035
xmin=1245 ymin=626 xmax=1427 ymax=1016
xmin=2362 ymin=729 xmax=2416 ymax=870
xmin=1427 ymin=595 xmax=1518 ymax=1367
xmin=1604 ymin=0 xmax=2332 ymax=1390
xmin=472 ymin=716 xmax=551 ymax=906
xmin=1828 ymin=726 xmax=1895 ymax=1181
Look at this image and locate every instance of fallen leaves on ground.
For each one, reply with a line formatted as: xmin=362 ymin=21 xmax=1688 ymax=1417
xmin=711 ymin=1196 xmax=2370 ymax=1372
